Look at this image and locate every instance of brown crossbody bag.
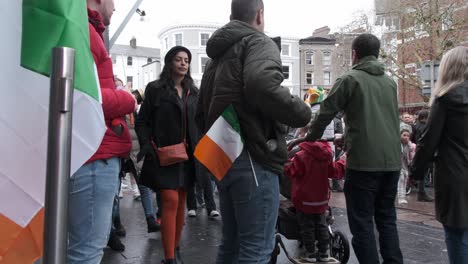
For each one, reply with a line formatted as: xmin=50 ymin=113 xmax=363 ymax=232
xmin=151 ymin=89 xmax=190 ymax=166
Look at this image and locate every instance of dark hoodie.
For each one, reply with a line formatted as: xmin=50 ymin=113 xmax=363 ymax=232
xmin=411 ymin=80 xmax=468 ymax=228
xmin=308 ymin=55 xmax=401 ymax=171
xmin=196 ymin=20 xmax=311 ymax=175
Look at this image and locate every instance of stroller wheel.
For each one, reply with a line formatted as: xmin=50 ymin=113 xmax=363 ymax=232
xmin=330 ymin=230 xmax=350 ymax=264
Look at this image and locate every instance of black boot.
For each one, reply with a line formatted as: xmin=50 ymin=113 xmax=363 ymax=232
xmin=147 ymin=215 xmax=161 ymax=233
xmin=107 ymin=232 xmax=125 ymax=252
xmin=114 ymin=222 xmax=126 ymax=237
xmin=161 ymin=259 xmax=177 ymax=264
xmin=175 ymin=247 xmax=184 ymax=264
xmin=418 ymin=192 xmax=434 ymax=202
xmin=331 ymin=180 xmax=343 ymax=192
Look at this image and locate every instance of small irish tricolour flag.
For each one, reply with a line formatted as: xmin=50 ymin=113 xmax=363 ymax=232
xmin=0 ymin=0 xmax=105 ymax=262
xmin=195 ymin=105 xmax=244 ymax=181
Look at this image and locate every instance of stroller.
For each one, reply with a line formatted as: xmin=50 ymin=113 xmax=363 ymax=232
xmin=270 ymin=140 xmax=350 ymax=264
xmin=269 ymin=200 xmax=350 ymax=264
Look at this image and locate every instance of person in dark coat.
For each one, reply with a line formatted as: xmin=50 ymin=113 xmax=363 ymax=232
xmin=411 ymin=46 xmax=468 ymax=264
xmin=136 ymin=46 xmax=198 ymax=264
xmin=410 ymin=109 xmax=434 ymax=202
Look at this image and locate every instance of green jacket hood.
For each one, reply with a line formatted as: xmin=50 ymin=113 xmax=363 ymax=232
xmin=206 ymin=20 xmax=259 ymax=59
xmin=352 ymin=56 xmax=385 ymax=76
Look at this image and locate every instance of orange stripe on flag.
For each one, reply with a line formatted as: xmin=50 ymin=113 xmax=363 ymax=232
xmin=194 ymin=136 xmax=232 ymax=181
xmin=0 ymin=208 xmax=44 ymax=264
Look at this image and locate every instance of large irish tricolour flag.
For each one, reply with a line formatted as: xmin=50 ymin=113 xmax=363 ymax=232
xmin=194 ymin=105 xmax=244 ymax=181
xmin=0 ymin=0 xmax=105 ymax=263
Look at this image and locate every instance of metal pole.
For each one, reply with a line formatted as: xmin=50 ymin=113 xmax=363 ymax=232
xmin=43 ymin=47 xmax=75 ymax=264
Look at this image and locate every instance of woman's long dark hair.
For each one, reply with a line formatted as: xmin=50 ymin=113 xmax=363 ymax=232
xmin=158 ymin=53 xmax=195 ymax=91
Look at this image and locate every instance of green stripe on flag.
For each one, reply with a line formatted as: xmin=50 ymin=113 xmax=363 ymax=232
xmin=221 ymin=105 xmax=242 ymax=135
xmin=21 ymin=0 xmax=100 ymax=100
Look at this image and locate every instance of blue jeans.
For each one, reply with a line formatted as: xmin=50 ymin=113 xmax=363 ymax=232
xmin=344 ymin=169 xmax=403 ymax=264
xmin=139 ymin=184 xmax=155 ymax=218
xmin=216 ymin=150 xmax=280 ymax=264
xmin=67 ymin=158 xmax=120 ymax=264
xmin=444 ymin=226 xmax=468 ymax=264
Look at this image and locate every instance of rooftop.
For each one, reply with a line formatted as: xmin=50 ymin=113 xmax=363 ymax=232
xmin=110 ymin=44 xmax=160 ymax=58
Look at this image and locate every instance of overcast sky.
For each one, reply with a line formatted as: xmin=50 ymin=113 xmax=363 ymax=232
xmin=110 ymin=0 xmax=375 ymax=48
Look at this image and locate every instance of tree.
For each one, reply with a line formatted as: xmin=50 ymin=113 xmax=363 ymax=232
xmin=378 ymin=0 xmax=468 ymax=103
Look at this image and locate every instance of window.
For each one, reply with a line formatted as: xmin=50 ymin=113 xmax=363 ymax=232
xmin=282 ymin=65 xmax=290 ymax=80
xmin=323 ymin=51 xmax=331 ymax=66
xmin=324 ymin=71 xmax=331 ymax=85
xmin=127 ymin=76 xmax=133 ymax=84
xmin=200 ymin=33 xmax=210 ymax=46
xmin=164 ymin=37 xmax=169 ymax=50
xmin=281 ymin=44 xmax=290 ymax=56
xmin=306 ymin=72 xmax=314 ymax=85
xmin=305 ymin=51 xmax=314 ymax=65
xmin=174 ymin=33 xmax=183 ymax=46
xmin=201 ymin=57 xmax=210 ymax=73
xmin=442 ymin=18 xmax=453 ymax=31
xmin=127 ymin=56 xmax=133 ymax=66
xmin=147 ymin=58 xmax=152 ymax=63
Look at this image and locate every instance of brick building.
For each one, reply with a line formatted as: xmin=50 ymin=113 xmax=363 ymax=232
xmin=376 ymin=0 xmax=468 ymax=113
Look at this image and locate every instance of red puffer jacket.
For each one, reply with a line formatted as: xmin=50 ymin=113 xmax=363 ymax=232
xmin=284 ymin=142 xmax=345 ymax=214
xmin=87 ymin=8 xmax=135 ymax=163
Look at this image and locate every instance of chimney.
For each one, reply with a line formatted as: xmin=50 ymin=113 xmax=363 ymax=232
xmin=130 ymin=37 xmax=137 ymax=48
xmin=312 ymin=26 xmax=331 ymax=38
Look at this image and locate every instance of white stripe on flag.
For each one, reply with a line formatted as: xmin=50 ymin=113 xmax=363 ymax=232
xmin=0 ymin=0 xmax=105 ymax=227
xmin=0 ymin=0 xmax=48 ymax=226
xmin=206 ymin=117 xmax=243 ymax=162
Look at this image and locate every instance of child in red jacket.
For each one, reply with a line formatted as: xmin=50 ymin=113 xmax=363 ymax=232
xmin=284 ymin=141 xmax=346 ymax=262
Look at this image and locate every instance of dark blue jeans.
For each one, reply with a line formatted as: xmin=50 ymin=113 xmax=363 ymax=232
xmin=444 ymin=226 xmax=468 ymax=264
xmin=344 ymin=169 xmax=403 ymax=264
xmin=216 ymin=150 xmax=279 ymax=264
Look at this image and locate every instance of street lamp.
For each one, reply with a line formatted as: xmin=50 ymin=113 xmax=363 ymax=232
xmin=136 ymin=8 xmax=146 ymax=17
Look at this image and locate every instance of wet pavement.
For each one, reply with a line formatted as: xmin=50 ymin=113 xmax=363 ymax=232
xmin=101 ymin=187 xmax=449 ymax=264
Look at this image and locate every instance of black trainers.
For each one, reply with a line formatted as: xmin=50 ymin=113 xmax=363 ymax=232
xmin=107 ymin=232 xmax=125 ymax=252
xmin=175 ymin=247 xmax=184 ymax=264
xmin=147 ymin=216 xmax=161 ymax=233
xmin=161 ymin=259 xmax=177 ymax=264
xmin=114 ymin=223 xmax=126 ymax=237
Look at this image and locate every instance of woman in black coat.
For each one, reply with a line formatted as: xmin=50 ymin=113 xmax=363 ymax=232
xmin=136 ymin=46 xmax=199 ymax=264
xmin=411 ymin=46 xmax=468 ymax=264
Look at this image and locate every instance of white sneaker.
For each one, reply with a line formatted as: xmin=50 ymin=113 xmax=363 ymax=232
xmin=398 ymin=199 xmax=408 ymax=204
xmin=187 ymin=209 xmax=197 ymax=217
xmin=301 ymin=254 xmax=317 ymax=263
xmin=209 ymin=210 xmax=220 ymax=218
xmin=318 ymin=253 xmax=330 ymax=262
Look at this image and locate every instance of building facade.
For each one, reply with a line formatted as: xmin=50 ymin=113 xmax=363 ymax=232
xmin=158 ymin=23 xmax=301 ymax=94
xmin=110 ymin=38 xmax=161 ymax=91
xmin=375 ymin=0 xmax=468 ymax=113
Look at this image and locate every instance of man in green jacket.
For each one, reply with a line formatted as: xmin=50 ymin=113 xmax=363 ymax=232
xmin=196 ymin=0 xmax=311 ymax=263
xmin=289 ymin=33 xmax=403 ymax=263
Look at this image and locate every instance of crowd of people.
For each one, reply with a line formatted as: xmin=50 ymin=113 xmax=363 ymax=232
xmin=66 ymin=0 xmax=468 ymax=263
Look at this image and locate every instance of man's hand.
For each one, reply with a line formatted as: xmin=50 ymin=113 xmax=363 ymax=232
xmin=287 ymin=137 xmax=306 ymax=151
